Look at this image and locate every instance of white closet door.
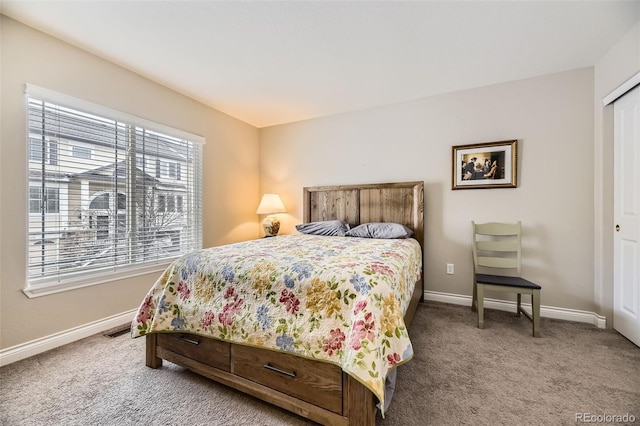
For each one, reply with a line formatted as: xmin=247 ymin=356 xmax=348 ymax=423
xmin=614 ymin=84 xmax=640 ymax=347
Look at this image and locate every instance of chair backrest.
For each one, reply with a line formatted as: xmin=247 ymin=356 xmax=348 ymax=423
xmin=472 ymin=221 xmax=522 ymax=276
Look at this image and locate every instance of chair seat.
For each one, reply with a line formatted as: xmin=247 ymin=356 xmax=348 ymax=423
xmin=476 ymin=273 xmax=541 ymax=290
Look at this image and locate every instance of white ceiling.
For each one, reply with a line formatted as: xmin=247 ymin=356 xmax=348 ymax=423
xmin=2 ymin=1 xmax=639 ymax=128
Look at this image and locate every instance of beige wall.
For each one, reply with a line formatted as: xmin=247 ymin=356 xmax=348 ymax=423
xmin=0 ymin=16 xmax=260 ymax=349
xmin=260 ymin=68 xmax=596 ymax=313
xmin=593 ymin=19 xmax=640 ymax=322
xmin=2 ymin=11 xmax=637 ymax=353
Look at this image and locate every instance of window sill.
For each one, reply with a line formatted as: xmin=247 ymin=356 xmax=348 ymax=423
xmin=23 ymin=261 xmax=172 ymax=298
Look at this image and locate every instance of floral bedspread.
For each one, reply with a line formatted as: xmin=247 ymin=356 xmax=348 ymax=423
xmin=131 ymin=234 xmax=422 ymax=411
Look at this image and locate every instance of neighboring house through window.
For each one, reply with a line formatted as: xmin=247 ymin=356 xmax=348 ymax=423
xmin=25 ymin=84 xmax=204 ymax=297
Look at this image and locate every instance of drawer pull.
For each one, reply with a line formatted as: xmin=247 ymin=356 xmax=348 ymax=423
xmin=179 ymin=336 xmax=201 ymax=346
xmin=264 ymin=363 xmax=296 ymax=378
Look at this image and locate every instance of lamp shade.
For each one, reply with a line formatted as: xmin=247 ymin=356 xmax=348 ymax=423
xmin=256 ymin=194 xmax=286 ymax=215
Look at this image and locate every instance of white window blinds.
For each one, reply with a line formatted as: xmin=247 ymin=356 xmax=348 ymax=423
xmin=26 ymin=85 xmax=203 ymax=294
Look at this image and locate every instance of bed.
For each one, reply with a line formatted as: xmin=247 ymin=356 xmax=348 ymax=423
xmin=132 ymin=181 xmax=424 ymax=426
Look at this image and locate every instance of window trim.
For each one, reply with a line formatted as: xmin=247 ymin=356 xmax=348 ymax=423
xmin=24 ymin=84 xmax=205 ymax=298
xmin=23 ymin=262 xmax=172 ymax=298
xmin=25 ymin=84 xmax=206 ymax=145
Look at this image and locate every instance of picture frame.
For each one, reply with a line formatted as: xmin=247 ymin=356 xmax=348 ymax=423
xmin=452 ymin=140 xmax=518 ymax=190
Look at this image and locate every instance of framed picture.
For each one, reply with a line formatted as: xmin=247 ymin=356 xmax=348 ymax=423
xmin=452 ymin=140 xmax=518 ymax=190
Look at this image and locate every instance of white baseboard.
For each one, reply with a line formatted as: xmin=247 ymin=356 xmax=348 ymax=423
xmin=0 ymin=292 xmax=608 ymax=367
xmin=425 ymin=291 xmax=607 ymax=329
xmin=0 ymin=309 xmax=136 ymax=367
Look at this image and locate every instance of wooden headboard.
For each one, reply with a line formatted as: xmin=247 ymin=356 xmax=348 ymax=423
xmin=302 ymin=181 xmax=424 ymax=249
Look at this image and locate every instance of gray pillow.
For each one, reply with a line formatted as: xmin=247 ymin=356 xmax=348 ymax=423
xmin=345 ymin=222 xmax=413 ymax=239
xmin=295 ymin=220 xmax=350 ymax=236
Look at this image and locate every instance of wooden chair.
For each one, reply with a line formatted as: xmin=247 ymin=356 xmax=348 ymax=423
xmin=471 ymin=221 xmax=542 ymax=337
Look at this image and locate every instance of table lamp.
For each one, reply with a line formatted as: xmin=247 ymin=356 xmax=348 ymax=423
xmin=256 ymin=193 xmax=286 ymax=237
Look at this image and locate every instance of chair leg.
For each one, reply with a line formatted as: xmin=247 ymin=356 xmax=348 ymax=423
xmin=476 ymin=284 xmax=484 ymax=329
xmin=471 ymin=281 xmax=478 ymax=312
xmin=516 ymin=293 xmax=522 ymax=317
xmin=532 ymin=290 xmax=541 ymax=337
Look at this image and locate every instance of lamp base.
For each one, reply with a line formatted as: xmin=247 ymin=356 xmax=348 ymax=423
xmin=262 ymin=215 xmax=281 ymax=237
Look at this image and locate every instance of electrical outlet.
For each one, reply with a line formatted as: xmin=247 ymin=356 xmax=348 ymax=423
xmin=446 ymin=263 xmax=454 ymax=275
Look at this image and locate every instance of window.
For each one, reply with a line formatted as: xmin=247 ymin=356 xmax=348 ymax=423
xmin=176 ymin=195 xmax=184 ymax=213
xmin=157 ymin=159 xmax=181 ymax=180
xmin=26 ymin=85 xmax=204 ymax=296
xmin=71 ymin=145 xmax=92 ymax=159
xmin=167 ymin=196 xmax=176 ymax=213
xmin=29 ymin=186 xmax=60 ymax=214
xmin=157 ymin=195 xmax=166 ymax=213
xmin=29 ymin=138 xmax=58 ymax=165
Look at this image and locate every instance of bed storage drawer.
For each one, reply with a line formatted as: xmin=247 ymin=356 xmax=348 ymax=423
xmin=157 ymin=333 xmax=230 ymax=371
xmin=231 ymin=344 xmax=343 ymax=414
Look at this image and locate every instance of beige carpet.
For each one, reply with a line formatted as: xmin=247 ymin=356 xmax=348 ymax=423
xmin=1 ymin=302 xmax=638 ymax=425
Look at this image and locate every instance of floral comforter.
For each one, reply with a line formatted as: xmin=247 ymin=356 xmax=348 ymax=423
xmin=131 ymin=234 xmax=422 ymax=411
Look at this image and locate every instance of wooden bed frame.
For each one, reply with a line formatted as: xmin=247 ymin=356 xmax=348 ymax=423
xmin=145 ymin=181 xmax=424 ymax=426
